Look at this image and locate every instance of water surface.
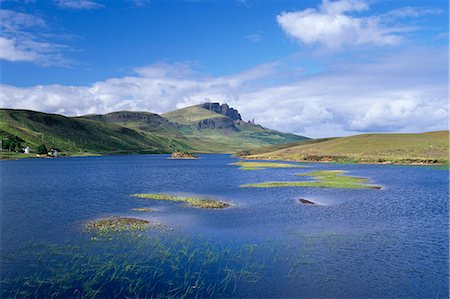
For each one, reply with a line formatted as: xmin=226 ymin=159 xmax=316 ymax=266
xmin=1 ymin=154 xmax=448 ymax=298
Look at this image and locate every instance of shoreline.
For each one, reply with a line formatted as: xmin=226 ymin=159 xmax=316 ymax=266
xmin=1 ymin=152 xmax=447 ymax=166
xmin=235 ymin=155 xmax=449 ymax=166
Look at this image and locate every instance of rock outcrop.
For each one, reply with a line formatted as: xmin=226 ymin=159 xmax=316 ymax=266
xmin=200 ymin=103 xmax=242 ymax=121
xmin=197 ymin=117 xmax=238 ymax=131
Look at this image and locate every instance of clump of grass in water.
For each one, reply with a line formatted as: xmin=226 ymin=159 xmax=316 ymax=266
xmin=231 ymin=161 xmax=304 ymax=170
xmin=241 ymin=170 xmax=381 ymax=189
xmin=131 ymin=193 xmax=230 ymax=209
xmin=132 ymin=207 xmax=156 ymax=212
xmin=85 ymin=217 xmax=151 ymax=233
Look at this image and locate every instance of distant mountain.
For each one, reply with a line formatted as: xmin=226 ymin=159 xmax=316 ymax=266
xmin=239 ymin=131 xmax=449 ymax=164
xmin=0 ymin=103 xmax=308 ymax=156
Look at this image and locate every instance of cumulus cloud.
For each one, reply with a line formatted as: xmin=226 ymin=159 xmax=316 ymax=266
xmin=55 ymin=0 xmax=103 ymax=10
xmin=0 ymin=47 xmax=447 ymax=137
xmin=0 ymin=9 xmax=68 ymax=65
xmin=276 ymin=0 xmax=440 ymax=50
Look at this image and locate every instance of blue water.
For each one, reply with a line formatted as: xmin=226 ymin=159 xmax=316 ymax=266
xmin=0 ymin=154 xmax=448 ymax=298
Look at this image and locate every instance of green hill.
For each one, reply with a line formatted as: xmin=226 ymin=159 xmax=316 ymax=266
xmin=160 ymin=103 xmax=307 ymax=152
xmin=0 ymin=109 xmax=194 ymax=157
xmin=241 ymin=131 xmax=449 ymax=164
xmin=0 ymin=103 xmax=307 ymax=158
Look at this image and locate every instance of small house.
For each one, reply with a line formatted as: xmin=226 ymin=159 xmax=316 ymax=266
xmin=48 ymin=148 xmax=60 ymax=157
xmin=23 ymin=146 xmax=30 ymax=154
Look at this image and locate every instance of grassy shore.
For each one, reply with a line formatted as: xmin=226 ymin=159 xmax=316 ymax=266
xmin=131 ymin=193 xmax=230 ymax=209
xmin=241 ymin=170 xmax=381 ymax=189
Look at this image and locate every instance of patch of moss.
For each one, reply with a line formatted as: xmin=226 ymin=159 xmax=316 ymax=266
xmin=231 ymin=161 xmax=304 ymax=170
xmin=131 ymin=193 xmax=230 ymax=209
xmin=132 ymin=207 xmax=156 ymax=212
xmin=84 ymin=217 xmax=151 ymax=233
xmin=241 ymin=170 xmax=381 ymax=189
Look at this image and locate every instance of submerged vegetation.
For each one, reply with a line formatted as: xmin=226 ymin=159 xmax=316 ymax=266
xmin=242 ymin=170 xmax=381 ymax=189
xmin=1 ymin=235 xmax=266 ymax=298
xmin=231 ymin=161 xmax=304 ymax=170
xmin=132 ymin=207 xmax=156 ymax=212
xmin=131 ymin=193 xmax=230 ymax=209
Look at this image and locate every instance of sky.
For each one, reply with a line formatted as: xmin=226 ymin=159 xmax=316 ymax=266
xmin=0 ymin=0 xmax=448 ymax=138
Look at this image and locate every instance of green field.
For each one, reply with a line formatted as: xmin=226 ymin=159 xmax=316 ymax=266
xmin=241 ymin=131 xmax=449 ymax=165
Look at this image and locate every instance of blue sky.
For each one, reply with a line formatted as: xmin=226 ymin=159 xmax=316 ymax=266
xmin=0 ymin=0 xmax=448 ymax=137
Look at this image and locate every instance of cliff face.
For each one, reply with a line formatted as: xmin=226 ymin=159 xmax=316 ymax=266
xmin=200 ymin=103 xmax=242 ymax=121
xmin=197 ymin=117 xmax=238 ymax=131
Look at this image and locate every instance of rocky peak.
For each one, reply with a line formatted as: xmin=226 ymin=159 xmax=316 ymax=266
xmin=200 ymin=102 xmax=242 ymax=121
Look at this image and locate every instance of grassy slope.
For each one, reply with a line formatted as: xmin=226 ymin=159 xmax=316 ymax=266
xmin=161 ymin=105 xmax=225 ymax=125
xmin=244 ymin=131 xmax=449 ymax=164
xmin=0 ymin=109 xmax=193 ymax=156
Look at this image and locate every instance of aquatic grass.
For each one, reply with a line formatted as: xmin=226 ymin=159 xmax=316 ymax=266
xmin=131 ymin=193 xmax=230 ymax=209
xmin=241 ymin=170 xmax=381 ymax=189
xmin=84 ymin=217 xmax=151 ymax=233
xmin=1 ymin=234 xmax=267 ymax=298
xmin=131 ymin=207 xmax=156 ymax=212
xmin=231 ymin=161 xmax=304 ymax=170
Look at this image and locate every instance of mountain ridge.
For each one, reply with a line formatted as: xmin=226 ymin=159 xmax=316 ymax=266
xmin=0 ymin=103 xmax=307 ymax=157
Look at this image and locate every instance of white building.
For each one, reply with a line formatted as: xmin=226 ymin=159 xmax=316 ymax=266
xmin=23 ymin=146 xmax=30 ymax=154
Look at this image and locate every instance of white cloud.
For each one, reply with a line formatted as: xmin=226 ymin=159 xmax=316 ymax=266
xmin=382 ymin=6 xmax=443 ymax=19
xmin=0 ymin=47 xmax=447 ymax=138
xmin=0 ymin=9 xmax=68 ymax=65
xmin=0 ymin=37 xmax=36 ymax=61
xmin=347 ymin=98 xmax=445 ymax=131
xmin=276 ymin=0 xmax=438 ymax=50
xmin=55 ymin=0 xmax=103 ymax=10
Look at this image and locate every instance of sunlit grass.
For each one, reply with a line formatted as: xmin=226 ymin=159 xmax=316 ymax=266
xmin=131 ymin=193 xmax=230 ymax=209
xmin=231 ymin=161 xmax=304 ymax=170
xmin=241 ymin=170 xmax=381 ymax=189
xmin=84 ymin=217 xmax=151 ymax=233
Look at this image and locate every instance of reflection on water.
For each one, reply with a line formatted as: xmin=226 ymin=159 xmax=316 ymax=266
xmin=0 ymin=154 xmax=448 ymax=298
